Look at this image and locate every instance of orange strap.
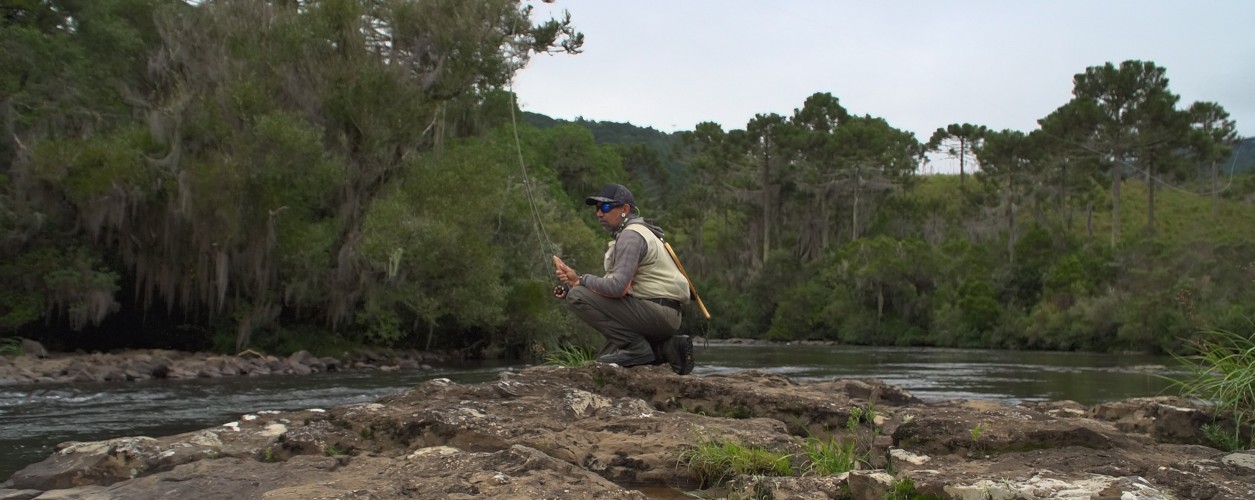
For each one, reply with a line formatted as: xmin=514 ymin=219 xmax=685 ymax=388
xmin=663 ymin=242 xmax=711 ymax=320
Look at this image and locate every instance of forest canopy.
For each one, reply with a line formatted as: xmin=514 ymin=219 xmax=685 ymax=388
xmin=2 ymin=0 xmax=1251 ymax=357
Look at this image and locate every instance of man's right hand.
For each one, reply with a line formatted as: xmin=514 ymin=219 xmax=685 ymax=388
xmin=552 ymin=255 xmax=580 ymax=287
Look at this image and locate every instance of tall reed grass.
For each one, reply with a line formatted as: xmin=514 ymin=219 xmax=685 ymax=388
xmin=1168 ymin=328 xmax=1255 ymax=449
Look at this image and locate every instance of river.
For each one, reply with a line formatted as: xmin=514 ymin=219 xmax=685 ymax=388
xmin=0 ymin=344 xmax=1181 ymax=481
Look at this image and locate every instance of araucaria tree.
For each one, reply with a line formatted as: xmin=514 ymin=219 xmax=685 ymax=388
xmin=1068 ymin=60 xmax=1184 ymax=246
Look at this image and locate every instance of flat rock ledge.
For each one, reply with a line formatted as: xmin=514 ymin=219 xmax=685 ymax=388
xmin=0 ymin=345 xmax=444 ymax=386
xmin=2 ymin=365 xmax=1252 ymax=499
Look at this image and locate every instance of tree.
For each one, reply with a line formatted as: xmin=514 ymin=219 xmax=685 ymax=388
xmin=927 ymin=123 xmax=988 ymax=187
xmin=1070 ymin=60 xmax=1181 ymax=247
xmin=831 ymin=115 xmax=921 ymax=241
xmin=745 ymin=113 xmax=793 ymax=267
xmin=10 ymin=0 xmax=583 ymax=349
xmin=789 ymin=92 xmax=849 ymax=259
xmin=1036 ymin=99 xmax=1104 ymax=237
xmin=1186 ymin=102 xmax=1239 ymax=220
xmin=974 ymin=129 xmax=1035 ymax=264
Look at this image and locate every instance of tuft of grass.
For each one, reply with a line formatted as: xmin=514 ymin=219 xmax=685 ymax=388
xmin=0 ymin=338 xmax=22 ymax=356
xmin=1166 ymin=328 xmax=1255 ymax=449
xmin=543 ymin=344 xmax=597 ymax=368
xmin=681 ymin=438 xmax=792 ymax=487
xmin=969 ymin=422 xmax=989 ymax=457
xmin=324 ymin=443 xmax=343 ymax=456
xmin=801 ymin=405 xmax=878 ymax=475
xmin=801 ymin=434 xmax=857 ymax=475
xmin=1202 ymin=423 xmax=1243 ymax=451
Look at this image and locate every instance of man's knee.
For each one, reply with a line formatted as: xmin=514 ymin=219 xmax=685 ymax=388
xmin=566 ymin=285 xmax=594 ymax=303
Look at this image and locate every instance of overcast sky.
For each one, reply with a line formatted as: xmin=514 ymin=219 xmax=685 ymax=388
xmin=511 ymin=1 xmax=1254 ymax=172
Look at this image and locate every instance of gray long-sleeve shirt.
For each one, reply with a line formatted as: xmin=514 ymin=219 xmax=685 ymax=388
xmin=580 ymin=230 xmax=645 ymax=298
xmin=580 ymin=217 xmax=663 ymax=298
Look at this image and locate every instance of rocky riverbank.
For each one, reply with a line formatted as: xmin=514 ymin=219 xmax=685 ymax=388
xmin=0 ymin=339 xmax=446 ymax=385
xmin=2 ymin=360 xmax=1252 ymax=499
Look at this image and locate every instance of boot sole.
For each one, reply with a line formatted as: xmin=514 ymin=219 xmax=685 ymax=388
xmin=676 ymin=336 xmax=694 ymax=375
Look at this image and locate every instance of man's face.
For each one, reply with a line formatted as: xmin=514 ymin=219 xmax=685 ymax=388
xmin=595 ymin=202 xmax=628 ymax=232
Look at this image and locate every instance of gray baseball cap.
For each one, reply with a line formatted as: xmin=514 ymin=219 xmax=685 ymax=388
xmin=584 ymin=183 xmax=637 ymax=208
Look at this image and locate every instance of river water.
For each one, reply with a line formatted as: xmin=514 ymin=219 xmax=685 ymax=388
xmin=0 ymin=344 xmax=1181 ymax=481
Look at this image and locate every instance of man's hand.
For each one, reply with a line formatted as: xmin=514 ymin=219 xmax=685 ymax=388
xmin=552 ymin=255 xmax=581 ymax=287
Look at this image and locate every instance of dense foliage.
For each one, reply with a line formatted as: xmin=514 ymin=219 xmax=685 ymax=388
xmin=2 ymin=1 xmax=1251 ymax=358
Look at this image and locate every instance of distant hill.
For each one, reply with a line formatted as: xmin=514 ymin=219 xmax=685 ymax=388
xmin=521 ymin=112 xmax=681 ymax=149
xmin=522 ymin=112 xmax=688 ymax=202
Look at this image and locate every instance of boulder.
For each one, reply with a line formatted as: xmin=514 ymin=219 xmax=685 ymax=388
xmin=1091 ymin=396 xmax=1239 ymax=445
xmin=19 ymin=339 xmax=48 ymax=358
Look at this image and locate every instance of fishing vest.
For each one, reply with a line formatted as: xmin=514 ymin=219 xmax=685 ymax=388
xmin=605 ymin=223 xmax=691 ymax=303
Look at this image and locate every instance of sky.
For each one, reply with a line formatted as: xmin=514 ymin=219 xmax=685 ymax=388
xmin=511 ymin=1 xmax=1255 ymax=173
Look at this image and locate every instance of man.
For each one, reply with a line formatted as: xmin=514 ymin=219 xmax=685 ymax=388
xmin=552 ymin=183 xmax=695 ymax=375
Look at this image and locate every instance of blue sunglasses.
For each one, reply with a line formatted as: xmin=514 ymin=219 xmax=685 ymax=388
xmin=596 ymin=202 xmax=622 ymax=213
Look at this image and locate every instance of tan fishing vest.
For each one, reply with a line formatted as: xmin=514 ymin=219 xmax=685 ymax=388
xmin=604 ymin=224 xmax=691 ymax=303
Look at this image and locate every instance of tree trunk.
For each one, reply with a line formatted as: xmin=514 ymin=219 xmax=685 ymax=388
xmin=1060 ymin=164 xmax=1072 ymax=231
xmin=958 ymin=138 xmax=967 ymax=188
xmin=1211 ymin=160 xmax=1219 ymax=221
xmin=1086 ymin=200 xmax=1094 ymax=240
xmin=1007 ymin=177 xmax=1016 ymax=265
xmin=876 ymin=284 xmax=884 ymax=324
xmin=851 ymin=166 xmax=861 ymax=241
xmin=761 ymin=148 xmax=771 ymax=264
xmin=1 ymin=96 xmax=13 ymax=175
xmin=1145 ymin=166 xmax=1157 ymax=236
xmin=820 ymin=185 xmax=830 ymax=250
xmin=1110 ymin=156 xmax=1122 ymax=248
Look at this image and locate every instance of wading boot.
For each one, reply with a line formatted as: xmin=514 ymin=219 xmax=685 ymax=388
xmin=660 ymin=335 xmax=695 ymax=375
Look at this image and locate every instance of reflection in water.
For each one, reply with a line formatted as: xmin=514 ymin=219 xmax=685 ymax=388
xmin=0 ymin=345 xmax=1180 ymax=480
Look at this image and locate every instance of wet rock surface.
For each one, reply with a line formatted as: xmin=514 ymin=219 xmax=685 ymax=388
xmin=0 ymin=344 xmax=442 ymax=385
xmin=2 ymin=363 xmax=1252 ymax=499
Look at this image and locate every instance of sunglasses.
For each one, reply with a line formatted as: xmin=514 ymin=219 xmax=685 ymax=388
xmin=596 ymin=202 xmax=622 ymax=213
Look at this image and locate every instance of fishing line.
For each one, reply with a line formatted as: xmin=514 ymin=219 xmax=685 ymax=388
xmin=506 ymin=79 xmax=562 ymax=277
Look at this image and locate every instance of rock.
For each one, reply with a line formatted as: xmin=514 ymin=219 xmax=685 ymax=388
xmin=0 ymin=489 xmax=43 ymax=500
xmin=396 ymin=359 xmax=419 ymax=370
xmin=888 ymin=447 xmax=930 ymax=470
xmin=1091 ymin=396 xmax=1234 ymax=445
xmin=1222 ymin=451 xmax=1255 ymax=471
xmin=7 ymin=437 xmax=164 ymax=490
xmin=847 ymin=470 xmax=894 ymax=500
xmin=263 ymin=355 xmax=286 ymax=373
xmin=318 ymin=356 xmax=341 ymax=371
xmin=1023 ymin=399 xmax=1088 ymax=418
xmin=19 ymin=339 xmax=48 ymax=358
xmin=816 ymin=378 xmax=921 ymax=406
xmin=891 ymin=399 xmax=1128 ymax=458
xmin=286 ymin=350 xmax=320 ymax=372
xmin=940 ymin=473 xmax=1170 ymax=500
xmin=726 ymin=474 xmax=848 ymax=499
xmin=61 ymin=446 xmax=647 ymax=500
xmin=6 ymin=364 xmax=1255 ymax=499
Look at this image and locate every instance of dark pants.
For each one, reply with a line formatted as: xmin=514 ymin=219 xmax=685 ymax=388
xmin=564 ymin=286 xmax=682 ymax=364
